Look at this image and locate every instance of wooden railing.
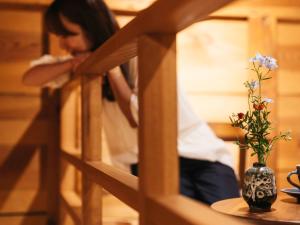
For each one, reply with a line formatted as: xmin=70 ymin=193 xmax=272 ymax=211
xmin=59 ymin=1 xmax=254 ymax=225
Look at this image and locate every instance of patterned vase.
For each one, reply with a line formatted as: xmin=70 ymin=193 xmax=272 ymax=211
xmin=242 ymin=162 xmax=277 ymax=212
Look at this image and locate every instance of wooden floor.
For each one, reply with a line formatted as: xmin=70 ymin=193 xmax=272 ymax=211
xmin=102 ymin=193 xmax=138 ymax=225
xmin=59 ymin=191 xmax=138 ymax=225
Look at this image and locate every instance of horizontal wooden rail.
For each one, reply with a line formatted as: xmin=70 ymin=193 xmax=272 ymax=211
xmin=75 ymin=0 xmax=233 ymax=77
xmin=60 ymin=192 xmax=82 ymax=225
xmin=147 ymin=195 xmax=253 ymax=225
xmin=60 ymin=150 xmax=139 ymax=210
xmin=57 ymin=1 xmax=260 ymax=225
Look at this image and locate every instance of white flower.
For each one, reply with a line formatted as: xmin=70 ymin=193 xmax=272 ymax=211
xmin=250 ymin=80 xmax=259 ymax=89
xmin=249 ymin=53 xmax=278 ymax=70
xmin=264 ymin=56 xmax=278 ymax=70
xmin=249 ymin=52 xmax=265 ymax=66
xmin=263 ymin=98 xmax=273 ymax=103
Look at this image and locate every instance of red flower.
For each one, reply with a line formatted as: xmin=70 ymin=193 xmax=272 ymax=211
xmin=237 ymin=113 xmax=244 ymax=119
xmin=253 ymin=103 xmax=264 ymax=110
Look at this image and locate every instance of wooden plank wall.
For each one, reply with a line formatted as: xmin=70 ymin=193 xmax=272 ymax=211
xmin=0 ymin=0 xmax=299 ymax=225
xmin=177 ymin=7 xmax=300 ymax=189
xmin=277 ymin=21 xmax=300 ymax=187
xmin=0 ymin=1 xmax=58 ymax=225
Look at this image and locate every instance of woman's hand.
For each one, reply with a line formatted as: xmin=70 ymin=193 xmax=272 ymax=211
xmin=71 ymin=52 xmax=91 ymax=72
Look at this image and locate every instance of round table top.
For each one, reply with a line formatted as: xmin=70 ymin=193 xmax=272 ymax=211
xmin=211 ymin=195 xmax=300 ymax=224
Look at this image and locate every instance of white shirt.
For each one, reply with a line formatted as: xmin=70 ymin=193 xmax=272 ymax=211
xmin=127 ymin=86 xmax=234 ymax=169
xmin=32 ymin=55 xmax=234 ymax=170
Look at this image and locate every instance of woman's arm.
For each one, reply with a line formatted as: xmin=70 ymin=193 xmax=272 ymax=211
xmin=22 ymin=59 xmax=73 ymax=86
xmin=23 ymin=54 xmax=90 ymax=86
xmin=107 ymin=67 xmax=138 ymax=128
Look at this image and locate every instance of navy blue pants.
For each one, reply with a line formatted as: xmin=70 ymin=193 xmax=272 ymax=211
xmin=130 ymin=157 xmax=240 ymax=205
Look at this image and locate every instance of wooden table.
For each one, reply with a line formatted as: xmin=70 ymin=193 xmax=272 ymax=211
xmin=211 ymin=195 xmax=300 ymax=225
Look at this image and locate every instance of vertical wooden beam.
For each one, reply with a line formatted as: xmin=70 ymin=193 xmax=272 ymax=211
xmin=47 ymin=90 xmax=60 ymax=225
xmin=248 ymin=15 xmax=278 ymax=172
xmin=138 ymin=34 xmax=178 ymax=225
xmin=81 ymin=76 xmax=102 ymax=225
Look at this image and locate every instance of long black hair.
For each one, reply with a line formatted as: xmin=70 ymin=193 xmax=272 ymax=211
xmin=45 ymin=0 xmax=130 ymax=101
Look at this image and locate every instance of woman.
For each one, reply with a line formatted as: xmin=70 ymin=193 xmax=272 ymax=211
xmin=23 ymin=0 xmax=239 ymax=205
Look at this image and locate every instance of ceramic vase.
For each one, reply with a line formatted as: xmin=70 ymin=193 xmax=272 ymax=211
xmin=242 ymin=162 xmax=277 ymax=212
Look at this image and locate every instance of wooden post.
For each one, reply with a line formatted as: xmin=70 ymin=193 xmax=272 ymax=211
xmin=81 ymin=75 xmax=102 ymax=225
xmin=248 ymin=15 xmax=278 ymax=172
xmin=47 ymin=89 xmax=60 ymax=225
xmin=138 ymin=34 xmax=178 ymax=225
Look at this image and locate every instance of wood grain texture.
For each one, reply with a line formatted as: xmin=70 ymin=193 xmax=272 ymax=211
xmin=0 ymin=29 xmax=41 ymax=62
xmin=76 ymin=0 xmax=233 ymax=76
xmin=138 ymin=34 xmax=178 ymax=196
xmin=0 ymin=63 xmax=41 ymax=94
xmin=60 ymin=150 xmax=138 ymax=211
xmin=212 ymin=195 xmax=300 ymax=224
xmin=81 ymin=76 xmax=102 ymax=225
xmin=0 ymin=95 xmax=46 ymax=119
xmin=0 ymin=119 xmax=48 ymax=145
xmin=0 ymin=215 xmax=47 ymax=225
xmin=149 ymin=195 xmax=254 ymax=225
xmin=214 ymin=0 xmax=300 ymax=21
xmin=248 ymin=15 xmax=278 ymax=171
xmin=0 ymin=190 xmax=46 ymax=212
xmin=0 ymin=145 xmax=43 ymax=190
xmin=138 ymin=34 xmax=178 ymax=225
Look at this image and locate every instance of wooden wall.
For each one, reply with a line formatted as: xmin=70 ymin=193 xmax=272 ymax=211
xmin=106 ymin=0 xmax=300 ymax=191
xmin=177 ymin=8 xmax=300 ymax=189
xmin=0 ymin=0 xmax=299 ymax=224
xmin=0 ymin=1 xmax=58 ymax=225
xmin=277 ymin=21 xmax=300 ymax=187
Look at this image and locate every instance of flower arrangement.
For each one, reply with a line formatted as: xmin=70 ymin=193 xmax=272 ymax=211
xmin=230 ymin=53 xmax=291 ymax=165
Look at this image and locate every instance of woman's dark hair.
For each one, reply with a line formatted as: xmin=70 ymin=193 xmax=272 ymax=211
xmin=45 ymin=0 xmax=130 ymax=101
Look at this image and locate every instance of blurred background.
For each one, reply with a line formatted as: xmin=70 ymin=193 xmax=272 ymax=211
xmin=0 ymin=0 xmax=299 ymax=224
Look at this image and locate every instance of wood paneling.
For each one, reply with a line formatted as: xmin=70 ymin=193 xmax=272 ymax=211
xmin=0 ymin=0 xmax=51 ymax=4
xmin=0 ymin=145 xmax=45 ymax=190
xmin=0 ymin=63 xmax=40 ymax=94
xmin=0 ymin=5 xmax=55 ymax=224
xmin=0 ymin=190 xmax=46 ymax=212
xmin=0 ymin=95 xmax=45 ymax=119
xmin=278 ymin=46 xmax=300 ymax=71
xmin=178 ymin=20 xmax=248 ymax=94
xmin=0 ymin=9 xmax=42 ymax=95
xmin=188 ymin=95 xmax=247 ymax=122
xmin=0 ymin=215 xmax=47 ymax=225
xmin=0 ymin=120 xmax=48 ymax=145
xmin=214 ymin=0 xmax=300 ymax=21
xmin=0 ymin=10 xmax=42 ymax=63
xmin=277 ymin=21 xmax=300 ymax=189
xmin=278 ymin=70 xmax=300 ymax=95
xmin=0 ymin=29 xmax=40 ymax=62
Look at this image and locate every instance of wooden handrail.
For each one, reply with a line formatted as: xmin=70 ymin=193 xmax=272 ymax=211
xmin=58 ymin=1 xmax=259 ymax=225
xmin=61 ymin=151 xmax=139 ymax=210
xmin=75 ymin=0 xmax=233 ymax=78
